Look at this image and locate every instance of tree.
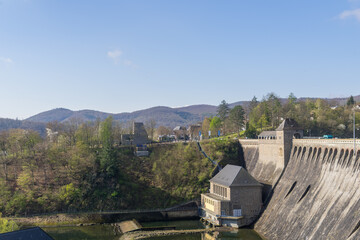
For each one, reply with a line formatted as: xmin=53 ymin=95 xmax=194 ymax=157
xmin=228 ymin=105 xmax=245 ymax=133
xmin=202 ymin=117 xmax=212 ymax=138
xmin=217 ymin=100 xmax=230 ymax=133
xmin=217 ymin=100 xmax=230 ymax=122
xmin=145 ymin=119 xmax=157 ymax=141
xmin=284 ymin=92 xmax=297 ymax=118
xmin=156 ymin=126 xmax=172 ymax=140
xmin=249 ymin=96 xmax=258 ymax=113
xmin=209 ymin=117 xmax=222 ymax=136
xmin=244 ymin=124 xmax=257 ymax=139
xmin=266 ymin=93 xmax=281 ymax=128
xmin=257 ymin=114 xmax=269 ymax=131
xmin=99 ymin=116 xmax=116 ymax=176
xmin=0 ymin=213 xmax=19 ymax=233
xmin=288 ymin=92 xmax=297 ymax=105
xmin=347 ymin=95 xmax=355 ymax=106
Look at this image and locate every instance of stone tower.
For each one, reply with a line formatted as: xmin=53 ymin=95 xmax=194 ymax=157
xmin=275 ymin=119 xmax=303 ymax=166
xmin=132 ymin=122 xmax=149 ymax=146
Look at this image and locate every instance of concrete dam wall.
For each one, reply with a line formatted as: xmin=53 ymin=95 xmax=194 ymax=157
xmin=239 ymin=139 xmax=283 ymax=186
xmin=254 ymin=139 xmax=360 ymax=240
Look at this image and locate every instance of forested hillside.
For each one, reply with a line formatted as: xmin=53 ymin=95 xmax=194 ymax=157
xmin=0 ymin=117 xmax=242 ymax=216
xmin=200 ymin=94 xmax=360 ymax=139
xmin=0 ymin=119 xmax=46 ymax=136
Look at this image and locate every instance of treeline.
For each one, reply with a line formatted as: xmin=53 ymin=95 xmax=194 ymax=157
xmin=0 ymin=117 xmax=242 ymax=216
xmin=0 ymin=118 xmax=46 ymax=136
xmin=200 ymin=93 xmax=360 ymax=138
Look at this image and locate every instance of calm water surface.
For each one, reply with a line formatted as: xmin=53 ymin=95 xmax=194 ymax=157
xmin=44 ymin=220 xmax=264 ymax=240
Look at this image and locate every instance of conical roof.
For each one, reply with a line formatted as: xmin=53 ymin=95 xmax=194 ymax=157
xmin=210 ymin=164 xmax=262 ymax=187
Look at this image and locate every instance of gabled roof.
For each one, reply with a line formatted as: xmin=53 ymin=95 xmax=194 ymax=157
xmin=258 ymin=131 xmax=276 ymax=137
xmin=0 ymin=227 xmax=53 ymax=240
xmin=276 ymin=118 xmax=301 ymax=131
xmin=210 ymin=164 xmax=262 ymax=187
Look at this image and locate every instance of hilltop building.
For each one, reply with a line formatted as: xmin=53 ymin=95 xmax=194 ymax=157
xmin=187 ymin=124 xmax=202 ymax=141
xmin=121 ymin=122 xmax=149 ymax=146
xmin=173 ymin=126 xmax=188 ymax=140
xmin=120 ymin=122 xmax=149 ymax=156
xmin=200 ymin=164 xmax=262 ymax=228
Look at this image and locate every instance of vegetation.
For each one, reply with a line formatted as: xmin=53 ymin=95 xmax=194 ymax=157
xmin=0 ymin=213 xmax=19 ymax=233
xmin=0 ymin=118 xmax=242 ymax=216
xmin=202 ymin=94 xmax=359 ymax=138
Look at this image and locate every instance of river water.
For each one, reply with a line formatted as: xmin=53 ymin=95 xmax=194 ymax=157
xmin=44 ymin=220 xmax=264 ymax=240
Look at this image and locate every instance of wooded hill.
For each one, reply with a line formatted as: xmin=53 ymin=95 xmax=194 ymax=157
xmin=0 ymin=118 xmax=242 ymax=216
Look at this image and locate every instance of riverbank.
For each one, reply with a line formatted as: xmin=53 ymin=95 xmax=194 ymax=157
xmin=11 ymin=202 xmax=199 ymax=227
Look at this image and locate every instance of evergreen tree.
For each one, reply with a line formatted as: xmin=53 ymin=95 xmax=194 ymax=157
xmin=249 ymin=96 xmax=258 ymax=112
xmin=229 ymin=105 xmax=245 ymax=132
xmin=347 ymin=95 xmax=355 ymax=106
xmin=217 ymin=100 xmax=230 ymax=121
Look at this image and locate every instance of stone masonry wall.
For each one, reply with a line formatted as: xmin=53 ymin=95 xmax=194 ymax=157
xmin=239 ymin=139 xmax=283 ymax=185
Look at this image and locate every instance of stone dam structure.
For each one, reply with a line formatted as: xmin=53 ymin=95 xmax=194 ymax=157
xmin=239 ymin=119 xmax=360 ymax=240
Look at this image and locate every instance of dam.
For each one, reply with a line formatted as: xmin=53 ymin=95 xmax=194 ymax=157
xmin=239 ymin=119 xmax=360 ymax=240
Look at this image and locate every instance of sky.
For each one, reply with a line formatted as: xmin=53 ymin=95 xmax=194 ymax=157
xmin=0 ymin=0 xmax=360 ymax=119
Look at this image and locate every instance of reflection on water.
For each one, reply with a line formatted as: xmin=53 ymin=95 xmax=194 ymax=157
xmin=44 ymin=225 xmax=118 ymax=240
xmin=145 ymin=230 xmax=264 ymax=240
xmin=202 ymin=230 xmax=264 ymax=240
xmin=141 ymin=220 xmax=205 ymax=230
xmin=43 ymin=220 xmax=264 ymax=240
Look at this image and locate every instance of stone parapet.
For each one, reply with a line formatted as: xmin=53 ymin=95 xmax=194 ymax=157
xmin=294 ymin=138 xmax=360 ymax=145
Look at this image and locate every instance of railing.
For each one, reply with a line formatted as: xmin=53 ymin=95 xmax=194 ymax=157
xmin=293 ymin=139 xmax=360 ymax=145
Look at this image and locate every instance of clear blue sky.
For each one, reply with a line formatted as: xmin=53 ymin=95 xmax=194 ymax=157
xmin=1 ymin=0 xmax=360 ymax=119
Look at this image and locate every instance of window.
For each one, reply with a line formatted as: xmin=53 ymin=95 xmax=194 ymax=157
xmin=233 ymin=209 xmax=242 ymax=217
xmin=213 ymin=184 xmax=228 ymax=198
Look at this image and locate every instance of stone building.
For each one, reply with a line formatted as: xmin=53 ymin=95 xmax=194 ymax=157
xmin=200 ymin=164 xmax=262 ymax=228
xmin=173 ymin=126 xmax=188 ymax=140
xmin=187 ymin=124 xmax=201 ymax=141
xmin=120 ymin=122 xmax=149 ymax=146
xmin=132 ymin=122 xmax=149 ymax=146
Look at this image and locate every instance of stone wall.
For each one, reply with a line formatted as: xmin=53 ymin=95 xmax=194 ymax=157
xmin=255 ymin=139 xmax=360 ymax=240
xmin=230 ymin=185 xmax=262 ymax=218
xmin=239 ymin=139 xmax=283 ymax=185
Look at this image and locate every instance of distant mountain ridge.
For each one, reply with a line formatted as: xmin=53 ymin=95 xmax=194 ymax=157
xmin=0 ymin=95 xmax=359 ymax=134
xmin=25 ymin=104 xmax=218 ymax=128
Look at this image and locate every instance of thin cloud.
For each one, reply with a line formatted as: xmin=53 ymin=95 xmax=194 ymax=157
xmin=123 ymin=59 xmax=138 ymax=69
xmin=107 ymin=49 xmax=122 ymax=64
xmin=107 ymin=49 xmax=137 ymax=68
xmin=0 ymin=57 xmax=13 ymax=64
xmin=339 ymin=8 xmax=360 ymax=21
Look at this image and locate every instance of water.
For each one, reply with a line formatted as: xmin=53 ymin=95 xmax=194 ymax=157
xmin=43 ymin=220 xmax=264 ymax=240
xmin=44 ymin=225 xmax=118 ymax=240
xmin=141 ymin=220 xmax=205 ymax=230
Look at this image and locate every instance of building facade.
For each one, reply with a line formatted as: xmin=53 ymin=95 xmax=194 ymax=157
xmin=200 ymin=164 xmax=262 ymax=228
